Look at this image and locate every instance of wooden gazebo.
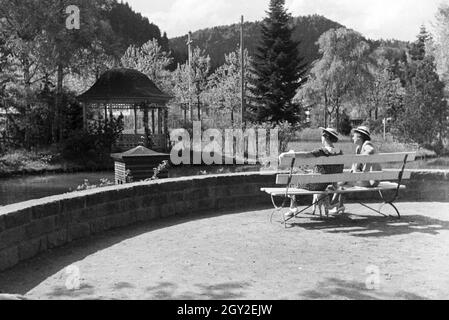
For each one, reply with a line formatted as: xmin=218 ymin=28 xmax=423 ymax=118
xmin=78 ymin=68 xmax=172 ymax=152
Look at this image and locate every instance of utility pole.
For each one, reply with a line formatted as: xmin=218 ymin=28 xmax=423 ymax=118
xmin=240 ymin=15 xmax=246 ymax=126
xmin=187 ymin=31 xmax=194 ymax=122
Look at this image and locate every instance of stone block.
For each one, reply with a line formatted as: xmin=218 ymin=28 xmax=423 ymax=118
xmin=89 ymin=218 xmax=108 ymax=234
xmin=47 ymin=229 xmax=68 ymax=249
xmin=152 ymin=194 xmax=168 ymax=206
xmin=32 ymin=202 xmax=61 ymax=219
xmin=109 ymin=212 xmax=133 ymax=229
xmin=0 ymin=246 xmax=19 ymax=271
xmin=140 ymin=195 xmax=154 ymax=208
xmin=68 ymin=223 xmax=90 ymax=241
xmin=25 ymin=216 xmax=56 ymax=238
xmin=160 ymin=204 xmax=176 ymax=218
xmin=214 ymin=187 xmax=231 ymax=198
xmin=54 ymin=211 xmax=72 ymax=228
xmin=85 ymin=193 xmax=107 ymax=207
xmin=61 ymin=197 xmax=85 ymax=213
xmin=18 ymin=237 xmax=47 ymax=261
xmin=0 ymin=215 xmax=5 ymax=232
xmin=0 ymin=227 xmax=27 ymax=250
xmin=119 ymin=198 xmax=139 ymax=213
xmin=4 ymin=209 xmax=32 ymax=229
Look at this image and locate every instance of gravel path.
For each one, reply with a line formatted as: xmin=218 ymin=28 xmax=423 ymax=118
xmin=1 ymin=202 xmax=449 ymax=300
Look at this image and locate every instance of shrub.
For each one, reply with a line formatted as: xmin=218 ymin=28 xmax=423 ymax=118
xmin=62 ymin=115 xmax=124 ymax=169
xmin=76 ymin=178 xmax=114 ymax=191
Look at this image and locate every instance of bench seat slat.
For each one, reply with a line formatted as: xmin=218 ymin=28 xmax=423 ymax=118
xmin=260 ymin=188 xmax=329 ymax=196
xmin=280 ymin=152 xmax=416 ymax=168
xmin=276 ymin=171 xmax=411 ymax=185
xmin=261 ymin=182 xmax=404 ymax=196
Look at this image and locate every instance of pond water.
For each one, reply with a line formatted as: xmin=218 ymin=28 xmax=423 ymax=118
xmin=0 ymin=172 xmax=115 ymax=207
xmin=0 ymin=165 xmax=260 ymax=207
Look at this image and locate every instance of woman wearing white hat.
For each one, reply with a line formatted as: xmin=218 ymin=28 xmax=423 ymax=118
xmin=351 ymin=126 xmax=382 ymax=177
xmin=280 ymin=127 xmax=344 ymax=218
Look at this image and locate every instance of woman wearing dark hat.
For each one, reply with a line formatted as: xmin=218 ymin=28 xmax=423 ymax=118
xmin=280 ymin=127 xmax=344 ymax=218
xmin=330 ymin=126 xmax=382 ymax=214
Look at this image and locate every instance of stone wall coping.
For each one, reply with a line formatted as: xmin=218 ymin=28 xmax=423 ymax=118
xmin=0 ymin=171 xmax=274 ymax=215
xmin=0 ymin=169 xmax=448 ymax=216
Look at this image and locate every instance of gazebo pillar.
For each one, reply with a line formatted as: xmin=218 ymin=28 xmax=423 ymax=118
xmin=152 ymin=109 xmax=155 ymax=135
xmin=164 ymin=108 xmax=169 ymax=150
xmin=158 ymin=108 xmax=162 ymax=134
xmin=103 ymin=103 xmax=108 ymax=123
xmin=143 ymin=104 xmax=150 ymax=148
xmin=82 ymin=103 xmax=87 ymax=131
xmin=109 ymin=104 xmax=113 ymax=120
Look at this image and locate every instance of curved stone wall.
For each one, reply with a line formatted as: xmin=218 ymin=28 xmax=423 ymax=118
xmin=0 ymin=170 xmax=448 ymax=272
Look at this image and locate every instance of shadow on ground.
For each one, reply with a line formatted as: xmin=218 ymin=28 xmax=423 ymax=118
xmin=0 ymin=206 xmax=264 ymax=297
xmin=300 ymin=278 xmax=429 ymax=300
xmin=287 ymin=213 xmax=449 ymax=238
xmin=37 ymin=281 xmax=251 ymax=300
xmin=145 ymin=281 xmax=251 ymax=300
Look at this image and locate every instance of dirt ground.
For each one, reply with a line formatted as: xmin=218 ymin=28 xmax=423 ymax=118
xmin=1 ymin=202 xmax=449 ymax=300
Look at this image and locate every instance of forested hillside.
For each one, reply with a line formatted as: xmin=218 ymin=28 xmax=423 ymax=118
xmin=169 ymin=15 xmax=344 ymax=70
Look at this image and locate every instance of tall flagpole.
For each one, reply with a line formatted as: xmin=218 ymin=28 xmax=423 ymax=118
xmin=240 ymin=15 xmax=246 ymax=125
xmin=187 ymin=31 xmax=193 ymax=122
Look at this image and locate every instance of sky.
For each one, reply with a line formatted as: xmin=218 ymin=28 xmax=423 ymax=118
xmin=126 ymin=0 xmax=447 ymax=41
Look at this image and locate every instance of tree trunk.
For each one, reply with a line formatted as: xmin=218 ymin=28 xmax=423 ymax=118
xmin=53 ymin=64 xmax=64 ymax=143
xmin=324 ymin=91 xmax=329 ymax=127
xmin=336 ymin=105 xmax=340 ymax=131
xmin=23 ymin=60 xmax=31 ymax=150
xmin=324 ymin=107 xmax=328 ymax=128
xmin=197 ymin=96 xmax=201 ymax=121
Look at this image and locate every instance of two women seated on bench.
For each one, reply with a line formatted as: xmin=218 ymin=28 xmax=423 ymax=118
xmin=331 ymin=126 xmax=383 ymax=213
xmin=280 ymin=126 xmax=381 ymax=218
xmin=280 ymin=127 xmax=344 ymax=218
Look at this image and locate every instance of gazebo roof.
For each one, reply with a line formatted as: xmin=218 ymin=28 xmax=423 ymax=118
xmin=77 ymin=68 xmax=172 ymax=105
xmin=110 ymin=146 xmax=169 ymax=161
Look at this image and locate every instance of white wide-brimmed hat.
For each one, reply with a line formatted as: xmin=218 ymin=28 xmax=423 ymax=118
xmin=319 ymin=127 xmax=340 ymax=141
xmin=353 ymin=126 xmax=371 ymax=139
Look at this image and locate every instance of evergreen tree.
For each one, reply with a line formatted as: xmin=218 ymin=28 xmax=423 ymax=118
xmin=409 ymin=26 xmax=430 ymax=62
xmin=393 ymin=28 xmax=448 ymax=154
xmin=249 ymin=0 xmax=307 ymax=124
xmin=160 ymin=32 xmax=170 ymax=53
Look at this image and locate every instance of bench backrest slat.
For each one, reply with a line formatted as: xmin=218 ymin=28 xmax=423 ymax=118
xmin=276 ymin=170 xmax=411 ymax=185
xmin=279 ymin=152 xmax=416 ymax=168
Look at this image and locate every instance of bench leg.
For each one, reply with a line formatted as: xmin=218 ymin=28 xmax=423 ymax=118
xmin=358 ymin=202 xmax=401 ymax=219
xmin=379 ymin=190 xmax=401 ymax=219
xmin=357 ymin=190 xmax=401 ymax=219
xmin=269 ymin=194 xmax=333 ymax=228
xmin=380 ymin=202 xmax=401 ymax=219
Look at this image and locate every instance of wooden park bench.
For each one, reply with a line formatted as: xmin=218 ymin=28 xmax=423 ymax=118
xmin=261 ymin=152 xmax=416 ymax=226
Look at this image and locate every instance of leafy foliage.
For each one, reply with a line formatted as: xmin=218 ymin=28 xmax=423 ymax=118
xmin=391 ymin=28 xmax=448 ymax=154
xmin=62 ymin=114 xmax=124 ymax=169
xmin=120 ymin=39 xmax=173 ymax=92
xmin=205 ymin=48 xmax=252 ymax=126
xmin=296 ymin=28 xmax=373 ymax=128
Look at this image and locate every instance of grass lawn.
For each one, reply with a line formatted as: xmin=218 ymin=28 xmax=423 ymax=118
xmin=287 ymin=138 xmax=446 ymax=169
